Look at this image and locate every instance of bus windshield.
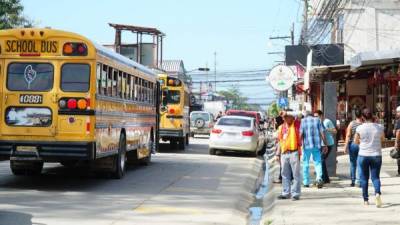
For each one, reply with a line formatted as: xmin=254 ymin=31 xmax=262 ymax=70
xmin=167 ymin=90 xmax=180 ymax=104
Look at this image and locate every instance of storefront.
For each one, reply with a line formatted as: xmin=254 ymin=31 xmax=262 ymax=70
xmin=307 ymin=49 xmax=400 ymax=141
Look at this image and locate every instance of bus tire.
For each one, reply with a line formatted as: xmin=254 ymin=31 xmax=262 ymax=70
xmin=178 ymin=137 xmax=185 ymax=150
xmin=185 ymin=134 xmax=189 ymax=145
xmin=10 ymin=160 xmax=43 ymax=176
xmin=111 ymin=133 xmax=127 ymax=179
xmin=170 ymin=140 xmax=177 ymax=149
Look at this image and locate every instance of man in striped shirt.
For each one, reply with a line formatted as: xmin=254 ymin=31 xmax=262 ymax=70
xmin=300 ymin=110 xmax=328 ymax=188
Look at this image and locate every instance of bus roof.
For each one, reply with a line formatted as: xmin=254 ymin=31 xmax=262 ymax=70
xmin=94 ymin=43 xmax=156 ymax=77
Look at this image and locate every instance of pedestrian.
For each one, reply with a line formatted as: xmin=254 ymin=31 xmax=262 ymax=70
xmin=314 ymin=110 xmax=337 ymax=184
xmin=276 ymin=110 xmax=302 ymax=200
xmin=393 ymin=106 xmax=400 ymax=177
xmin=300 ymin=110 xmax=328 ymax=188
xmin=344 ymin=109 xmax=363 ymax=186
xmin=354 ymin=108 xmax=384 ymax=207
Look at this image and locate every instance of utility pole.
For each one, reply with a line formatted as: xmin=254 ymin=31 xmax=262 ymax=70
xmin=214 ymin=51 xmax=217 ymax=94
xmin=301 ymin=0 xmax=309 ymax=44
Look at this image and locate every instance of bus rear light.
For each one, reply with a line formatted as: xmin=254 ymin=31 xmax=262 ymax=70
xmin=77 ymin=99 xmax=87 ymax=110
xmin=169 ymin=108 xmax=175 ymax=114
xmin=86 ymin=98 xmax=91 ymax=109
xmin=77 ymin=44 xmax=87 ymax=54
xmin=67 ymin=99 xmax=77 ymax=109
xmin=59 ymin=99 xmax=67 ymax=108
xmin=63 ymin=42 xmax=88 ymax=56
xmin=63 ymin=43 xmax=73 ymax=54
xmin=86 ymin=118 xmax=90 ymax=134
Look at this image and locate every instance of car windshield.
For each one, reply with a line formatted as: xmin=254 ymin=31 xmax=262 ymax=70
xmin=191 ymin=113 xmax=210 ymax=121
xmin=218 ymin=118 xmax=251 ymax=127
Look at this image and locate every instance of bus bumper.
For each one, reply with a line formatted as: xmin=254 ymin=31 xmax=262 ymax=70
xmin=159 ymin=129 xmax=183 ymax=138
xmin=0 ymin=141 xmax=96 ymax=161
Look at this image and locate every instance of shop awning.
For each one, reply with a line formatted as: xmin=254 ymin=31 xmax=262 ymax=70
xmin=349 ymin=49 xmax=400 ymax=69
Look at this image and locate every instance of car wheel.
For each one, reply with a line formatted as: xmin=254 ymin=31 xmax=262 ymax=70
xmin=209 ymin=148 xmax=216 ymax=155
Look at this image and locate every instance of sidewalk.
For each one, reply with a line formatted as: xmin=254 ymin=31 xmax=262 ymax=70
xmin=262 ymin=148 xmax=400 ymax=225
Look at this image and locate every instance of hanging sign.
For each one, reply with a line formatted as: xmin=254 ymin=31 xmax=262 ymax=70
xmin=267 ymin=65 xmax=296 ymax=92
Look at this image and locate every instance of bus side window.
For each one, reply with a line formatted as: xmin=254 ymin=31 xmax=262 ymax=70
xmin=107 ymin=66 xmax=113 ymax=96
xmin=139 ymin=78 xmax=143 ymax=102
xmin=144 ymin=80 xmax=148 ymax=103
xmin=134 ymin=77 xmax=138 ymax=101
xmin=102 ymin=64 xmax=108 ymax=95
xmin=149 ymin=83 xmax=154 ymax=104
xmin=126 ymin=73 xmax=130 ymax=100
xmin=96 ymin=63 xmax=101 ymax=93
xmin=112 ymin=69 xmax=118 ymax=97
xmin=129 ymin=75 xmax=134 ymax=100
xmin=118 ymin=70 xmax=123 ymax=98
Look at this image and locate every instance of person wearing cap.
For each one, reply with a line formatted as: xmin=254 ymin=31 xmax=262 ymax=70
xmin=300 ymin=110 xmax=327 ymax=188
xmin=354 ymin=108 xmax=384 ymax=207
xmin=393 ymin=106 xmax=400 ymax=177
xmin=276 ymin=110 xmax=302 ymax=200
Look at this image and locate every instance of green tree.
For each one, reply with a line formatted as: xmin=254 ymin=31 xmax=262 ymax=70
xmin=0 ymin=0 xmax=32 ymax=29
xmin=267 ymin=102 xmax=280 ymax=117
xmin=218 ymin=86 xmax=249 ymax=109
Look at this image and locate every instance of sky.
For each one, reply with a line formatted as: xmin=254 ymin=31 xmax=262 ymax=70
xmin=21 ymin=0 xmax=303 ymax=107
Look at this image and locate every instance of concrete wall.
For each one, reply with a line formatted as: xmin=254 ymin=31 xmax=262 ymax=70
xmin=338 ymin=0 xmax=400 ymax=61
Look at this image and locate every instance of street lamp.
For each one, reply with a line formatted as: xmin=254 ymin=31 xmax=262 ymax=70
xmin=186 ymin=67 xmax=210 ymax=73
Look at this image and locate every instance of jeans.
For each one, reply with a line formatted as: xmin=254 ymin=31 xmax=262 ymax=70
xmin=358 ymin=155 xmax=382 ymax=201
xmin=397 ymin=158 xmax=400 ymax=175
xmin=302 ymin=147 xmax=323 ymax=185
xmin=321 ymin=145 xmax=333 ymax=183
xmin=281 ymin=151 xmax=301 ymax=197
xmin=348 ymin=142 xmax=360 ymax=184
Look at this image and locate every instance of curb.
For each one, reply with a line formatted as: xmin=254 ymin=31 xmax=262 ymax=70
xmin=260 ymin=161 xmax=280 ymax=225
xmin=228 ymin=157 xmax=264 ymax=225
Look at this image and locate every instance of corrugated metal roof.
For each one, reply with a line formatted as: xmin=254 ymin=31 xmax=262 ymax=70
xmin=160 ymin=60 xmax=185 ymax=73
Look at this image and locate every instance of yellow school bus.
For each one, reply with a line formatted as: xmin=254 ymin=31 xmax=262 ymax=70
xmin=0 ymin=28 xmax=159 ymax=178
xmin=158 ymin=73 xmax=190 ymax=149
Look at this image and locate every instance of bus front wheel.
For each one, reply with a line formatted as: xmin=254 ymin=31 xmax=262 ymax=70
xmin=10 ymin=160 xmax=43 ymax=176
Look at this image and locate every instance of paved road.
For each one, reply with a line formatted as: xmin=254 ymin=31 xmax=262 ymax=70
xmin=0 ymin=137 xmax=262 ymax=225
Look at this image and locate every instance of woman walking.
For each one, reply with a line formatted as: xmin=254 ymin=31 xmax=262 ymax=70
xmin=354 ymin=108 xmax=384 ymax=207
xmin=344 ymin=109 xmax=363 ymax=187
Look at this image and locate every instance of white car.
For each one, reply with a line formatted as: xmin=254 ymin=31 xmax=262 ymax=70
xmin=209 ymin=116 xmax=265 ymax=156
